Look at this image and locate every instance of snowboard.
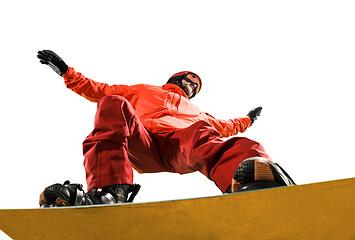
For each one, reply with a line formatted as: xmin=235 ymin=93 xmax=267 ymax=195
xmin=0 ymin=178 xmax=354 ymax=240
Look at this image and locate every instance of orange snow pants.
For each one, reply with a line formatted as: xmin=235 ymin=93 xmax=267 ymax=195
xmin=83 ymin=95 xmax=270 ymax=193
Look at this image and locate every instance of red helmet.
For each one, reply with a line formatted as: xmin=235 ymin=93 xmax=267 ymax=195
xmin=167 ymin=71 xmax=202 ymax=98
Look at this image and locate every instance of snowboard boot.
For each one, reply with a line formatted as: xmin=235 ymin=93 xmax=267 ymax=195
xmin=39 ymin=180 xmax=89 ymax=207
xmin=39 ymin=181 xmax=140 ymax=207
xmin=231 ymin=157 xmax=296 ymax=193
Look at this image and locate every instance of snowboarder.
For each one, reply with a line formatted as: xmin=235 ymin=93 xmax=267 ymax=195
xmin=37 ymin=50 xmax=295 ymax=207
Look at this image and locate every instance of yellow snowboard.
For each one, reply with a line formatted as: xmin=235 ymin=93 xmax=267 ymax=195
xmin=0 ymin=178 xmax=354 ymax=240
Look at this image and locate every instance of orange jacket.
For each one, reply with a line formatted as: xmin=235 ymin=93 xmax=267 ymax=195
xmin=63 ymin=67 xmax=251 ymax=137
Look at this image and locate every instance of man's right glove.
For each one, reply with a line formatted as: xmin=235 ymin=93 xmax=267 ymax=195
xmin=37 ymin=50 xmax=68 ymax=76
xmin=247 ymin=106 xmax=262 ymax=125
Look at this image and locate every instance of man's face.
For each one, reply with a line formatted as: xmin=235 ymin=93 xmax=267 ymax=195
xmin=181 ymin=74 xmax=199 ymax=98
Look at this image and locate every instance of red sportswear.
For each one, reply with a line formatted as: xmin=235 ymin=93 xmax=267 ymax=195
xmin=63 ymin=67 xmax=251 ymax=137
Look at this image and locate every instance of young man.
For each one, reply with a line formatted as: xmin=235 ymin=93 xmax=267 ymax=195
xmin=37 ymin=50 xmax=295 ymax=207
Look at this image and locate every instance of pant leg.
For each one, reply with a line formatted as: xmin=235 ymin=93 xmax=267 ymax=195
xmin=82 ymin=95 xmax=164 ymax=191
xmin=158 ymin=121 xmax=270 ymax=193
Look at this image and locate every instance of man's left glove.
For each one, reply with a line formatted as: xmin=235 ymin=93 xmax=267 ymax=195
xmin=37 ymin=50 xmax=68 ymax=76
xmin=247 ymin=106 xmax=262 ymax=125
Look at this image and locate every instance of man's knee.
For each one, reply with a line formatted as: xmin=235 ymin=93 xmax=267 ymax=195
xmin=99 ymin=95 xmax=129 ymax=106
xmin=97 ymin=95 xmax=135 ymax=113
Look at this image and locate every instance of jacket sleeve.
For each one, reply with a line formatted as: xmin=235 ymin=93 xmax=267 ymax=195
xmin=200 ymin=112 xmax=251 ymax=138
xmin=62 ymin=67 xmax=136 ymax=102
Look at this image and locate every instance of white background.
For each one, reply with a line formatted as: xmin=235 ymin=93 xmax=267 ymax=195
xmin=0 ymin=0 xmax=354 ymax=209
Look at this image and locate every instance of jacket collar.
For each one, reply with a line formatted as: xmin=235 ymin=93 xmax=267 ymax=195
xmin=162 ymin=83 xmax=188 ymax=99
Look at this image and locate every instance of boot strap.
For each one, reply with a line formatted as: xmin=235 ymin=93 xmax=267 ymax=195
xmin=127 ymin=184 xmax=141 ymax=202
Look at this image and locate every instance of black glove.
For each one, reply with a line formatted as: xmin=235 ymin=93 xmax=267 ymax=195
xmin=247 ymin=106 xmax=262 ymax=125
xmin=37 ymin=50 xmax=68 ymax=76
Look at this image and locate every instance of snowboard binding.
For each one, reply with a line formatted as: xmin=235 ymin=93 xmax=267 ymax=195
xmin=39 ymin=180 xmax=140 ymax=208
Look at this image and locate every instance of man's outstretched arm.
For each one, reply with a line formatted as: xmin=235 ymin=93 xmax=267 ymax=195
xmin=202 ymin=107 xmax=262 ymax=137
xmin=37 ymin=50 xmax=134 ymax=102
